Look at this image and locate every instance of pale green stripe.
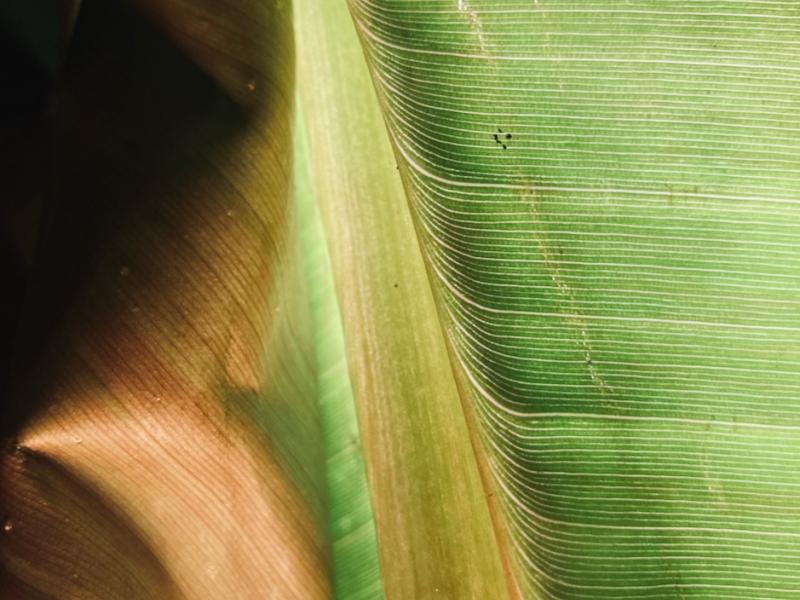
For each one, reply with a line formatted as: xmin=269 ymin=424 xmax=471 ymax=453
xmin=294 ymin=105 xmax=384 ymax=600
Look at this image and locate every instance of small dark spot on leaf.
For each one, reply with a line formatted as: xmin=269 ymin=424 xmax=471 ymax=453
xmin=502 ymin=144 xmax=507 ymax=150
xmin=393 ymin=283 xmax=399 ymax=288
xmin=506 ymin=133 xmax=512 ymax=140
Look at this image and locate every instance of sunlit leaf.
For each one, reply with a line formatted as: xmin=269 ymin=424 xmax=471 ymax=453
xmin=294 ymin=106 xmax=383 ymax=600
xmin=4 ymin=0 xmax=800 ymax=598
xmin=295 ymin=0 xmax=513 ymax=597
xmin=349 ymin=0 xmax=800 ymax=597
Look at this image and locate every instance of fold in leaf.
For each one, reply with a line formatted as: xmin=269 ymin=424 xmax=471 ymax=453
xmin=349 ymin=0 xmax=800 ymax=597
xmin=2 ymin=1 xmax=330 ymax=597
xmin=295 ymin=2 xmax=514 ymax=598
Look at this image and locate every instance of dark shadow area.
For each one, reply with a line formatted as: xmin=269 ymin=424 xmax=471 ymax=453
xmin=0 ymin=2 xmax=267 ymax=593
xmin=0 ymin=2 xmax=62 ymax=441
xmin=0 ymin=0 xmax=256 ymax=440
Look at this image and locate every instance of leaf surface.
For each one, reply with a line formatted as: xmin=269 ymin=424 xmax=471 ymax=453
xmin=295 ymin=0 xmax=513 ymax=597
xmin=348 ymin=0 xmax=800 ymax=597
xmin=1 ymin=1 xmax=330 ymax=597
xmin=294 ymin=106 xmax=384 ymax=600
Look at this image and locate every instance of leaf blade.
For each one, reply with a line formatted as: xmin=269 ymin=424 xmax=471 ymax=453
xmin=349 ymin=0 xmax=800 ymax=597
xmin=295 ymin=1 xmax=513 ymax=597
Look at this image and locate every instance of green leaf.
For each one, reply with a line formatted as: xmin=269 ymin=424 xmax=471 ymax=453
xmin=294 ymin=104 xmax=384 ymax=600
xmin=348 ymin=0 xmax=800 ymax=597
xmin=4 ymin=0 xmax=800 ymax=598
xmin=294 ymin=0 xmax=514 ymax=597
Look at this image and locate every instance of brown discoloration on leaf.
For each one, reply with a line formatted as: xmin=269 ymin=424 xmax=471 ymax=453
xmin=1 ymin=0 xmax=330 ymax=597
xmin=1 ymin=445 xmax=182 ymax=599
xmin=524 ymin=183 xmax=616 ymax=400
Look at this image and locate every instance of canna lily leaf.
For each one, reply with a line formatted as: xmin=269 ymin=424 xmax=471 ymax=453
xmin=1 ymin=1 xmax=330 ymax=597
xmin=294 ymin=106 xmax=384 ymax=600
xmin=3 ymin=0 xmax=800 ymax=598
xmin=348 ymin=0 xmax=800 ymax=597
xmin=294 ymin=0 xmax=512 ymax=597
